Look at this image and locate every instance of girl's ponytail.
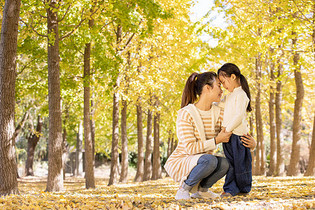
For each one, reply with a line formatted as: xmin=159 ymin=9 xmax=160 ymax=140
xmin=240 ymin=74 xmax=252 ymax=112
xmin=181 ymin=72 xmax=198 ymax=108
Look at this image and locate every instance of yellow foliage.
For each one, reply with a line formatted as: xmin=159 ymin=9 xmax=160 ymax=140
xmin=0 ymin=176 xmax=314 ymax=209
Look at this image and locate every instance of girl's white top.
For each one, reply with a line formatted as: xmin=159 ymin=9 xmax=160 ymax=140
xmin=221 ymin=86 xmax=249 ymax=135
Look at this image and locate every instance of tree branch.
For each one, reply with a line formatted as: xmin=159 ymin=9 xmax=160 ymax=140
xmin=13 ymin=111 xmax=30 ymax=141
xmin=58 ymin=3 xmax=71 ymax=22
xmin=20 ymin=18 xmax=48 ymax=38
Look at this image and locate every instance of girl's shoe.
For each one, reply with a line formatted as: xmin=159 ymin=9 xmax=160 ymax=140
xmin=175 ymin=187 xmax=190 ymax=200
xmin=191 ymin=190 xmax=219 ymax=199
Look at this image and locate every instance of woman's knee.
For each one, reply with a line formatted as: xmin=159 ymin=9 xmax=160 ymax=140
xmin=220 ymin=157 xmax=230 ymax=173
xmin=198 ymin=154 xmax=218 ymax=171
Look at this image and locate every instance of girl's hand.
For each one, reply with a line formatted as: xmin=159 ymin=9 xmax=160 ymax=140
xmin=241 ymin=133 xmax=256 ymax=150
xmin=215 ymin=129 xmax=232 ymax=144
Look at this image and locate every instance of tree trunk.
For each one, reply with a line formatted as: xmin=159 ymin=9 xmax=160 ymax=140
xmin=108 ymin=77 xmax=120 ymax=185
xmin=83 ymin=17 xmax=95 ymax=189
xmin=75 ymin=124 xmax=83 ymax=176
xmin=134 ymin=100 xmax=144 ymax=182
xmin=305 ymin=114 xmax=315 ymax=176
xmin=167 ymin=130 xmax=172 ymax=159
xmin=288 ymin=32 xmax=304 ymax=176
xmin=255 ymin=54 xmax=265 ymax=175
xmin=143 ymin=109 xmax=153 ymax=181
xmin=152 ymin=108 xmax=162 ymax=180
xmin=108 ymin=25 xmax=122 ymax=186
xmin=90 ymin=97 xmax=95 ymax=166
xmin=25 ymin=116 xmax=42 ymax=176
xmin=268 ymin=52 xmax=276 ymax=176
xmin=46 ymin=0 xmax=63 ymax=192
xmin=62 ymin=126 xmax=67 ymax=181
xmin=120 ymin=98 xmax=128 ymax=183
xmin=0 ymin=0 xmax=21 ymax=196
xmin=275 ymin=56 xmax=285 ymax=176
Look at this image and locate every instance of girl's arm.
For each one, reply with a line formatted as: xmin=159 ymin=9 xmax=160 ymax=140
xmin=225 ymin=93 xmax=249 ymax=132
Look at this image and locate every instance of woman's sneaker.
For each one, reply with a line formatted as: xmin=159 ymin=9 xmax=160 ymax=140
xmin=191 ymin=190 xmax=219 ymax=199
xmin=175 ymin=187 xmax=190 ymax=200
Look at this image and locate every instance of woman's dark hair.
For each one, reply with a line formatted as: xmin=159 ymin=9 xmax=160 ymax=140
xmin=181 ymin=72 xmax=217 ymax=108
xmin=217 ymin=63 xmax=252 ymax=112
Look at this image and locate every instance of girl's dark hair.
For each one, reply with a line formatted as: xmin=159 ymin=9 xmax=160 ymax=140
xmin=181 ymin=72 xmax=217 ymax=108
xmin=218 ymin=63 xmax=252 ymax=112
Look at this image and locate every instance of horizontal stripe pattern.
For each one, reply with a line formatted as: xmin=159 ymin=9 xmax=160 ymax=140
xmin=165 ymin=106 xmax=224 ymax=183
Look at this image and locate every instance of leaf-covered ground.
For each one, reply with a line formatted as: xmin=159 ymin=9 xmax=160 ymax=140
xmin=1 ymin=176 xmax=314 ymax=209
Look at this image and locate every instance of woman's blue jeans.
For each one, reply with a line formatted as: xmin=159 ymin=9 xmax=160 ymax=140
xmin=223 ymin=134 xmax=252 ymax=196
xmin=182 ymin=154 xmax=229 ymax=191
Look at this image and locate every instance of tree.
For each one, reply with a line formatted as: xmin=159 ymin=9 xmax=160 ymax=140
xmin=83 ymin=17 xmax=95 ymax=189
xmin=134 ymin=99 xmax=144 ymax=182
xmin=25 ymin=115 xmax=42 ymax=176
xmin=287 ymin=25 xmax=305 ymax=176
xmin=143 ymin=107 xmax=153 ymax=181
xmin=0 ymin=0 xmax=21 ymax=196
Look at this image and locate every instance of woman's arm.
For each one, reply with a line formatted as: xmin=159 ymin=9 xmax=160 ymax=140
xmin=241 ymin=133 xmax=256 ymax=150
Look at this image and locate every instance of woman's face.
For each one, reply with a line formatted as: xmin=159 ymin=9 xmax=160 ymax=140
xmin=209 ymin=78 xmax=223 ymax=102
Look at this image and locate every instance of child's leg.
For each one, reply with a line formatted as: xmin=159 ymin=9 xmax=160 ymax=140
xmin=233 ymin=134 xmax=252 ymax=193
xmin=223 ymin=136 xmax=240 ymax=196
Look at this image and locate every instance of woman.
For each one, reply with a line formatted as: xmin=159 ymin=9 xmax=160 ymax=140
xmin=164 ymin=72 xmax=256 ymax=200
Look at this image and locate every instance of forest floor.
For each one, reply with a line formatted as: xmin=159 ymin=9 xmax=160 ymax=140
xmin=1 ymin=171 xmax=314 ymax=209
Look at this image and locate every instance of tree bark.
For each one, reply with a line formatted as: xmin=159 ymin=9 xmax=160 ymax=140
xmin=255 ymin=54 xmax=265 ymax=175
xmin=46 ymin=0 xmax=63 ymax=192
xmin=288 ymin=32 xmax=304 ymax=176
xmin=83 ymin=17 xmax=95 ymax=189
xmin=152 ymin=106 xmax=162 ymax=180
xmin=75 ymin=124 xmax=83 ymax=176
xmin=108 ymin=25 xmax=122 ymax=186
xmin=25 ymin=116 xmax=42 ymax=176
xmin=90 ymin=98 xmax=96 ymax=167
xmin=268 ymin=52 xmax=276 ymax=176
xmin=143 ymin=109 xmax=153 ymax=181
xmin=305 ymin=114 xmax=315 ymax=176
xmin=275 ymin=55 xmax=285 ymax=176
xmin=108 ymin=76 xmax=120 ymax=185
xmin=134 ymin=100 xmax=144 ymax=182
xmin=120 ymin=98 xmax=128 ymax=183
xmin=0 ymin=0 xmax=21 ymax=196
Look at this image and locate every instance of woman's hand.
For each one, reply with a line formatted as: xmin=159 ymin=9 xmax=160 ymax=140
xmin=215 ymin=129 xmax=232 ymax=144
xmin=241 ymin=133 xmax=256 ymax=150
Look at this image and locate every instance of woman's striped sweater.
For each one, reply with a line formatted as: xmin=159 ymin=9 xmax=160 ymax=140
xmin=164 ymin=104 xmax=224 ymax=186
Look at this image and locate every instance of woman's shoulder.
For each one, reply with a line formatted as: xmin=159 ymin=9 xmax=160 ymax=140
xmin=178 ymin=105 xmax=195 ymax=120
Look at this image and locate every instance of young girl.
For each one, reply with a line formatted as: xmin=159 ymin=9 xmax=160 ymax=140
xmin=217 ymin=63 xmax=253 ymax=197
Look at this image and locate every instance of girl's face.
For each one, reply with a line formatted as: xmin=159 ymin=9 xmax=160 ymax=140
xmin=208 ymin=79 xmax=223 ymax=102
xmin=219 ymin=75 xmax=235 ymax=92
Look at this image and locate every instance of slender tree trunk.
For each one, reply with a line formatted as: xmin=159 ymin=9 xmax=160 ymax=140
xmin=134 ymin=100 xmax=144 ymax=182
xmin=62 ymin=126 xmax=67 ymax=180
xmin=45 ymin=0 xmax=63 ymax=192
xmin=75 ymin=124 xmax=83 ymax=176
xmin=275 ymin=55 xmax=285 ymax=176
xmin=25 ymin=116 xmax=42 ymax=176
xmin=152 ymin=106 xmax=162 ymax=180
xmin=108 ymin=77 xmax=120 ymax=185
xmin=268 ymin=52 xmax=276 ymax=176
xmin=0 ymin=0 xmax=21 ymax=196
xmin=108 ymin=25 xmax=122 ymax=186
xmin=255 ymin=54 xmax=265 ymax=175
xmin=90 ymin=97 xmax=95 ymax=166
xmin=143 ymin=109 xmax=153 ymax=181
xmin=305 ymin=114 xmax=315 ymax=176
xmin=288 ymin=32 xmax=304 ymax=176
xmin=167 ymin=130 xmax=172 ymax=159
xmin=120 ymin=98 xmax=128 ymax=183
xmin=249 ymin=115 xmax=255 ymax=173
xmin=83 ymin=17 xmax=95 ymax=189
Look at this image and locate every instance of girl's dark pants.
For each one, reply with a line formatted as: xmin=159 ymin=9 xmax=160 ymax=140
xmin=223 ymin=134 xmax=252 ymax=196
